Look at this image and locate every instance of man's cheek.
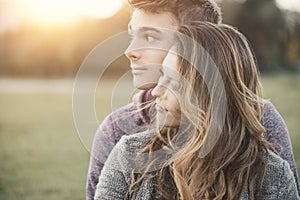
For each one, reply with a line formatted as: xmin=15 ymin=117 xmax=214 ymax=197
xmin=149 ymin=50 xmax=169 ymax=63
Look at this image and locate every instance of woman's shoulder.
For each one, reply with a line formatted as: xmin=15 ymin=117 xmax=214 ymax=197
xmin=265 ymin=150 xmax=290 ymax=173
xmin=117 ymin=129 xmax=155 ymax=153
xmin=265 ymin=149 xmax=295 ymax=180
xmin=103 ymin=130 xmax=156 ymax=178
xmin=261 ymin=149 xmax=299 ymax=199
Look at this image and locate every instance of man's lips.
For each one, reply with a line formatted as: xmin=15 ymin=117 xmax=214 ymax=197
xmin=131 ymin=66 xmax=147 ymax=75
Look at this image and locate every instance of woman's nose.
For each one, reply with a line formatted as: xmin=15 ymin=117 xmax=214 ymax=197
xmin=151 ymin=83 xmax=165 ymax=98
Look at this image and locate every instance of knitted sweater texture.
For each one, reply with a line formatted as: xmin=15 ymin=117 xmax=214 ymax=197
xmin=94 ymin=130 xmax=300 ymax=200
xmin=87 ymin=90 xmax=300 ymax=199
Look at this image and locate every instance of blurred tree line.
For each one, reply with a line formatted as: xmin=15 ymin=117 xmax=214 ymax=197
xmin=0 ymin=0 xmax=299 ymax=78
xmin=0 ymin=10 xmax=131 ymax=78
xmin=221 ymin=0 xmax=300 ymax=72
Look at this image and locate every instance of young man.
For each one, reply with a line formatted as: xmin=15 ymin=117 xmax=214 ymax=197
xmin=86 ymin=0 xmax=299 ymax=199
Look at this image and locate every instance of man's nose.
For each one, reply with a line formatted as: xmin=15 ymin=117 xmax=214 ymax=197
xmin=125 ymin=41 xmax=142 ymax=62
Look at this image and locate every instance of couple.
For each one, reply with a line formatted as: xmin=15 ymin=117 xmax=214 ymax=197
xmin=87 ymin=0 xmax=300 ymax=199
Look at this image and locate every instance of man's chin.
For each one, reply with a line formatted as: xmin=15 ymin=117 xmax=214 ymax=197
xmin=133 ymin=78 xmax=157 ymax=90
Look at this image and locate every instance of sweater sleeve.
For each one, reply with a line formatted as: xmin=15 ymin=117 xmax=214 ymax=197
xmin=86 ymin=90 xmax=152 ymax=200
xmin=86 ymin=115 xmax=119 ymax=200
xmin=94 ymin=164 xmax=128 ymax=200
xmin=94 ymin=136 xmax=136 ymax=200
xmin=263 ymin=101 xmax=300 ymax=195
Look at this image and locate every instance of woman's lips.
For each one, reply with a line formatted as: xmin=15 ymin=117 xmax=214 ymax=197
xmin=156 ymin=103 xmax=168 ymax=113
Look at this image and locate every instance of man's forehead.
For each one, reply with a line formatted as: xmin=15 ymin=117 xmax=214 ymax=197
xmin=128 ymin=9 xmax=178 ymax=31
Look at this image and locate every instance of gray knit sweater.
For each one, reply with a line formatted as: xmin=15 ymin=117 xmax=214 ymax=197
xmin=94 ymin=130 xmax=299 ymax=200
xmin=87 ymin=90 xmax=300 ymax=199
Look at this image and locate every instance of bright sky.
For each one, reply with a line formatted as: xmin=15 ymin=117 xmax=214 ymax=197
xmin=276 ymin=0 xmax=300 ymax=12
xmin=0 ymin=0 xmax=299 ymax=33
xmin=0 ymin=0 xmax=124 ymax=32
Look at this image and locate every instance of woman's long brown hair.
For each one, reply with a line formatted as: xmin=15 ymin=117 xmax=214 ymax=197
xmin=126 ymin=22 xmax=272 ymax=200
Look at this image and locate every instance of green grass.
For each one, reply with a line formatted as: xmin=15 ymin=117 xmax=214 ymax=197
xmin=0 ymin=74 xmax=299 ymax=199
xmin=0 ymin=93 xmax=89 ymax=200
xmin=261 ymin=74 xmax=300 ymax=174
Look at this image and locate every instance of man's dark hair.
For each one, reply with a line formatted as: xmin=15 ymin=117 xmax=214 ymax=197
xmin=128 ymin=0 xmax=222 ymax=25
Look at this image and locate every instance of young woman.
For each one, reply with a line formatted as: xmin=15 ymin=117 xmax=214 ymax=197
xmin=94 ymin=22 xmax=299 ymax=200
xmin=87 ymin=1 xmax=299 ymax=199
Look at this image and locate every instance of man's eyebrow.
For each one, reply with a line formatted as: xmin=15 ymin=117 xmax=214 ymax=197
xmin=139 ymin=27 xmax=162 ymax=33
xmin=128 ymin=25 xmax=132 ymax=31
xmin=128 ymin=26 xmax=162 ymax=34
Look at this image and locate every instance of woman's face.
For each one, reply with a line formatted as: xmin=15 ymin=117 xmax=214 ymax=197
xmin=151 ymin=50 xmax=181 ymax=127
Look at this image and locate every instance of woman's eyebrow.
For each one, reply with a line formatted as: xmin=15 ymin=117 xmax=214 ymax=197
xmin=159 ymin=68 xmax=164 ymax=75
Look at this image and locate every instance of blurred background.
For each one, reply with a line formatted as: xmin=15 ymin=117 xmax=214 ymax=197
xmin=0 ymin=0 xmax=299 ymax=199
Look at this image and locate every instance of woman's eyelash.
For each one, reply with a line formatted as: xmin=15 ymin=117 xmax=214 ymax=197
xmin=160 ymin=69 xmax=164 ymax=76
xmin=145 ymin=35 xmax=155 ymax=42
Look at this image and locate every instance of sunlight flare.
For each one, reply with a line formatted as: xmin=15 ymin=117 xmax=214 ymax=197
xmin=24 ymin=0 xmax=124 ymax=26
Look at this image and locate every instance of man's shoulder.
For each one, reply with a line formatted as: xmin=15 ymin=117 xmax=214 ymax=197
xmin=105 ymin=102 xmax=138 ymax=125
xmin=99 ymin=90 xmax=153 ymax=135
xmin=99 ymin=101 xmax=147 ymax=136
xmin=95 ymin=102 xmax=138 ymax=140
xmin=263 ymin=100 xmax=284 ymax=124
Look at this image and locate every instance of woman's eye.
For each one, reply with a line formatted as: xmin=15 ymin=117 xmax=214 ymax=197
xmin=158 ymin=75 xmax=164 ymax=84
xmin=145 ymin=35 xmax=155 ymax=43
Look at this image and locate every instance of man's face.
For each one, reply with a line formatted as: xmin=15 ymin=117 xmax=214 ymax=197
xmin=125 ymin=9 xmax=178 ymax=90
